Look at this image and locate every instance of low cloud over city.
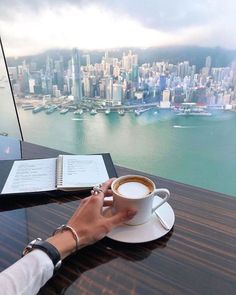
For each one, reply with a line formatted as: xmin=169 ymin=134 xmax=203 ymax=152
xmin=0 ymin=0 xmax=236 ymax=56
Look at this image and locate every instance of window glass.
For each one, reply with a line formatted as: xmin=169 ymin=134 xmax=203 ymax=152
xmin=1 ymin=2 xmax=236 ymax=197
xmin=0 ymin=41 xmax=22 ymax=139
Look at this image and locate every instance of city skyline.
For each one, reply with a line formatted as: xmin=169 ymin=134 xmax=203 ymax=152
xmin=6 ymin=48 xmax=235 ymax=110
xmin=1 ymin=0 xmax=236 ymax=56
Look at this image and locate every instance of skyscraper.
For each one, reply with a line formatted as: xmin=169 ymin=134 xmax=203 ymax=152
xmin=72 ymin=48 xmax=83 ymax=105
xmin=205 ymin=56 xmax=212 ymax=69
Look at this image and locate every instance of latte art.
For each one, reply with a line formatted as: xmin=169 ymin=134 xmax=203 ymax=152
xmin=117 ymin=182 xmax=150 ymax=198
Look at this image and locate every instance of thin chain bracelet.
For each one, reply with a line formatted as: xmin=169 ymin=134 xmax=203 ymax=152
xmin=53 ymin=225 xmax=80 ymax=251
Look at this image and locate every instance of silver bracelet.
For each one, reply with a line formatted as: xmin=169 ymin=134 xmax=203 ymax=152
xmin=53 ymin=224 xmax=80 ymax=251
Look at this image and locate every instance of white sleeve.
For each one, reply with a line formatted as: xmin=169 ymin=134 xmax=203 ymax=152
xmin=0 ymin=250 xmax=54 ymax=295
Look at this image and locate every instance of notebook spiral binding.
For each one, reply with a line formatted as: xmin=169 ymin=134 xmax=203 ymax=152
xmin=56 ymin=156 xmax=63 ymax=187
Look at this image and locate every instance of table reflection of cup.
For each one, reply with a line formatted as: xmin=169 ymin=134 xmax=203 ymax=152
xmin=111 ymin=175 xmax=170 ymax=225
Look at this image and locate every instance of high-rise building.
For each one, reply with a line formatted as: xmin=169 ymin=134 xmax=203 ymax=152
xmin=131 ymin=64 xmax=139 ymax=83
xmin=71 ymin=48 xmax=83 ymax=105
xmin=122 ymin=50 xmax=138 ymax=72
xmin=29 ymin=79 xmax=35 ymax=94
xmin=54 ymin=57 xmax=64 ymax=91
xmin=205 ymin=56 xmax=212 ymax=69
xmin=113 ymin=83 xmax=123 ymax=105
xmin=159 ymin=75 xmax=167 ymax=91
xmin=84 ymin=54 xmax=90 ymax=66
xmin=45 ymin=56 xmax=53 ymax=95
xmin=106 ymin=77 xmax=113 ymax=102
xmin=8 ymin=67 xmax=17 ymax=81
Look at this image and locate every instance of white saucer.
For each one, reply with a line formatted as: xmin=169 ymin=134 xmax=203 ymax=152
xmin=104 ymin=197 xmax=175 ymax=243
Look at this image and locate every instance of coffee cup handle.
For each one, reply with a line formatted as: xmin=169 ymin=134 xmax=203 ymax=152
xmin=151 ymin=189 xmax=170 ymax=213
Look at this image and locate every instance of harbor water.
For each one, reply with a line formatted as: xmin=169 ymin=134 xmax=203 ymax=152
xmin=15 ymin=106 xmax=236 ymax=197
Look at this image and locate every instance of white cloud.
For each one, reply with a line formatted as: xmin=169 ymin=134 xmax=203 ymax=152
xmin=0 ymin=2 xmax=236 ymax=56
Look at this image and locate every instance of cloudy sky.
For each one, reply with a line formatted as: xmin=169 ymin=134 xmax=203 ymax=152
xmin=0 ymin=0 xmax=236 ymax=57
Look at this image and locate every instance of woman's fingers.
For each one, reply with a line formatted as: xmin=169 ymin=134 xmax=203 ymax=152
xmin=103 ymin=200 xmax=113 ymax=207
xmin=107 ymin=209 xmax=137 ymax=228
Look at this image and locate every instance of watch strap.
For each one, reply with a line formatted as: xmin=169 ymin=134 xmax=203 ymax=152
xmin=23 ymin=238 xmax=62 ymax=273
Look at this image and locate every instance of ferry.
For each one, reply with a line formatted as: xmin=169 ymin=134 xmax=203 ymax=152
xmin=118 ymin=109 xmax=125 ymax=116
xmin=90 ymin=109 xmax=97 ymax=115
xmin=134 ymin=107 xmax=152 ymax=116
xmin=176 ymin=103 xmax=212 ymax=117
xmin=23 ymin=105 xmax=34 ymax=110
xmin=74 ymin=109 xmax=83 ymax=115
xmin=105 ymin=108 xmax=111 ymax=115
xmin=60 ymin=108 xmax=69 ymax=114
xmin=22 ymin=104 xmax=34 ymax=110
xmin=32 ymin=106 xmax=45 ymax=113
xmin=68 ymin=106 xmax=78 ymax=111
xmin=46 ymin=105 xmax=57 ymax=114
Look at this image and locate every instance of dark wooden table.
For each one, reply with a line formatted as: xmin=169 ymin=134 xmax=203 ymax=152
xmin=0 ymin=138 xmax=236 ymax=295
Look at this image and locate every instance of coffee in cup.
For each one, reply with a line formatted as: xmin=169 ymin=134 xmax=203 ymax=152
xmin=111 ymin=175 xmax=170 ymax=225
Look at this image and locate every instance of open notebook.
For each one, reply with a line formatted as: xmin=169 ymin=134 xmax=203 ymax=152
xmin=1 ymin=154 xmax=117 ymax=195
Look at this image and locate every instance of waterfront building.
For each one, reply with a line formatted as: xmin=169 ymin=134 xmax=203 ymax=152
xmin=83 ymin=75 xmax=90 ymax=97
xmin=29 ymin=79 xmax=35 ymax=94
xmin=71 ymin=48 xmax=83 ymax=105
xmin=83 ymin=75 xmax=96 ymax=98
xmin=162 ymin=89 xmax=171 ymax=102
xmin=106 ymin=77 xmax=113 ymax=102
xmin=52 ymin=85 xmax=58 ymax=97
xmin=113 ymin=83 xmax=123 ymax=105
xmin=223 ymin=93 xmax=231 ymax=105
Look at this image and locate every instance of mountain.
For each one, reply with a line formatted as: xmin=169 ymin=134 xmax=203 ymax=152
xmin=6 ymin=46 xmax=236 ymax=70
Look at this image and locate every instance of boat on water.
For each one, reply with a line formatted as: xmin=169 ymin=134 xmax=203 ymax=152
xmin=68 ymin=106 xmax=78 ymax=111
xmin=134 ymin=109 xmax=142 ymax=116
xmin=23 ymin=105 xmax=34 ymax=110
xmin=105 ymin=108 xmax=111 ymax=115
xmin=118 ymin=109 xmax=125 ymax=116
xmin=90 ymin=109 xmax=97 ymax=115
xmin=134 ymin=108 xmax=152 ymax=116
xmin=46 ymin=105 xmax=57 ymax=114
xmin=74 ymin=109 xmax=83 ymax=115
xmin=60 ymin=108 xmax=69 ymax=114
xmin=32 ymin=105 xmax=45 ymax=113
xmin=22 ymin=104 xmax=34 ymax=110
xmin=0 ymin=132 xmax=8 ymax=136
xmin=176 ymin=103 xmax=212 ymax=117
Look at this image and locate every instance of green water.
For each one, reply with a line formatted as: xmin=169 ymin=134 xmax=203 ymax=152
xmin=16 ymin=107 xmax=236 ymax=197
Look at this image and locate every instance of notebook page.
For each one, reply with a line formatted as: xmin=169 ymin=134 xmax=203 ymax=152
xmin=59 ymin=155 xmax=109 ymax=188
xmin=1 ymin=158 xmax=57 ymax=194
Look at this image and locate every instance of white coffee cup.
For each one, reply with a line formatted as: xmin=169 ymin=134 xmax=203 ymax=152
xmin=111 ymin=175 xmax=170 ymax=225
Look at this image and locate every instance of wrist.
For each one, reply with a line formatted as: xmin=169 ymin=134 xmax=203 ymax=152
xmin=47 ymin=231 xmax=76 ymax=260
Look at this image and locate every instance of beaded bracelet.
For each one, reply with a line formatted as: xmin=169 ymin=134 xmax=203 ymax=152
xmin=53 ymin=224 xmax=80 ymax=251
